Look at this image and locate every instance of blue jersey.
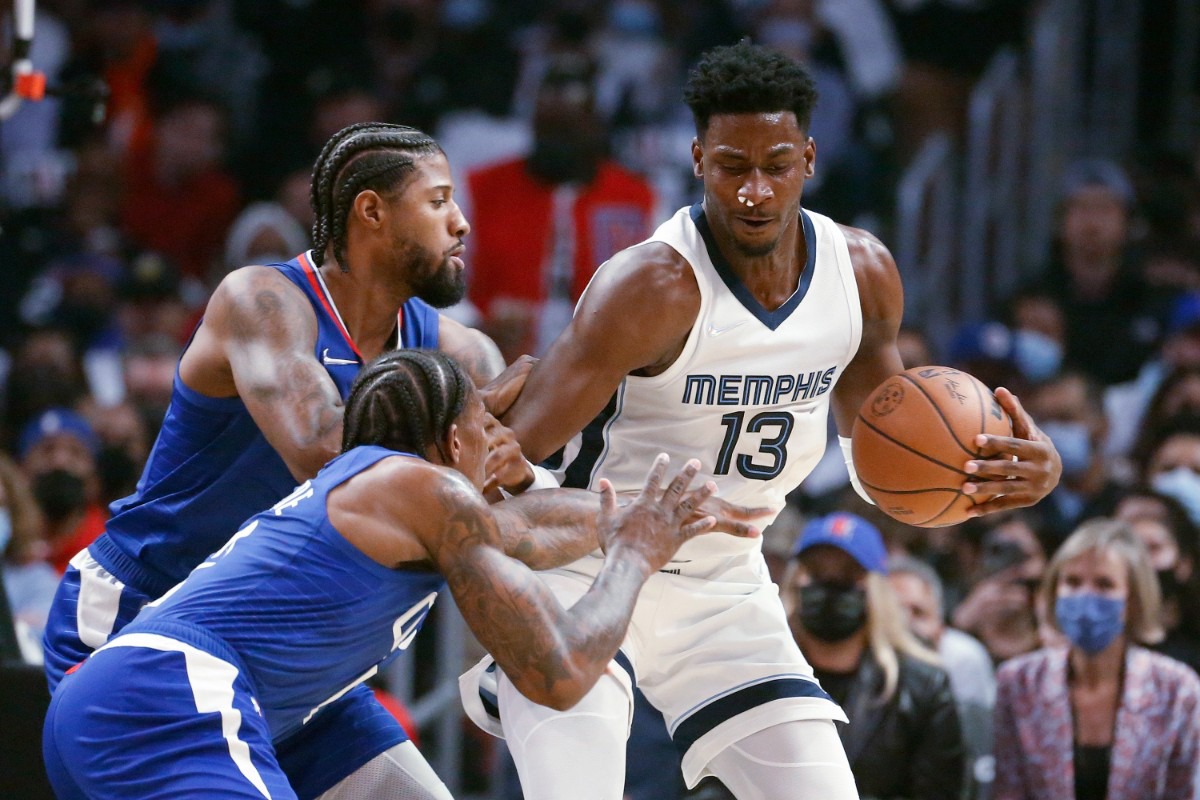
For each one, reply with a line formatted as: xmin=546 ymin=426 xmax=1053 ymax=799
xmin=94 ymin=252 xmax=439 ymax=599
xmin=126 ymin=445 xmax=446 ymax=742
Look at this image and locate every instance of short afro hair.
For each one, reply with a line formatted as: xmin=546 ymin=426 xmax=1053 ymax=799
xmin=683 ymin=40 xmax=819 ymax=138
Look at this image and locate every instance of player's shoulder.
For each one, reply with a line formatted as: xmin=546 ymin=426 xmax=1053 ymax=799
xmin=833 ymin=222 xmax=893 ymax=265
xmin=206 ymin=264 xmax=314 ymax=331
xmin=352 ymin=453 xmax=483 ymax=511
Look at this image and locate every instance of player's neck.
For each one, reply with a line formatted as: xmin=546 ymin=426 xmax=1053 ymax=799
xmin=318 ymin=260 xmax=409 ymax=359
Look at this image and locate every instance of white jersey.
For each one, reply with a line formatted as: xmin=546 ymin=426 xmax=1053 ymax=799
xmin=553 ymin=204 xmax=862 ymax=560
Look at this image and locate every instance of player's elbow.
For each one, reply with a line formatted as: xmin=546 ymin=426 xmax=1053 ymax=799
xmin=507 ymin=660 xmax=594 ymax=711
xmin=522 ymin=679 xmax=589 ymax=712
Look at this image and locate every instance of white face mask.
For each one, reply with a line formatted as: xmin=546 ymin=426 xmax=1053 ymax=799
xmin=1152 ymin=466 xmax=1200 ymax=527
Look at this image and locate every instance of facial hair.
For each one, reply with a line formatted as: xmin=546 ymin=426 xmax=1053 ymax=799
xmin=399 ymin=239 xmax=467 ymax=309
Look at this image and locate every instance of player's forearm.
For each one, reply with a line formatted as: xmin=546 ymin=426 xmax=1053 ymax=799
xmin=493 ymin=489 xmax=603 ymax=570
xmin=507 ymin=549 xmax=653 ymax=710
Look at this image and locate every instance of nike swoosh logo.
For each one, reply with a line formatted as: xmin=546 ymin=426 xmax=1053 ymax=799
xmin=707 ymin=320 xmax=748 ymax=337
xmin=321 ymin=348 xmax=358 ymax=366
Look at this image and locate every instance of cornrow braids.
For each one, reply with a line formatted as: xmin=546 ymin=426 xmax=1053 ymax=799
xmin=309 ymin=123 xmax=442 ymax=273
xmin=342 ymin=349 xmax=472 ymax=460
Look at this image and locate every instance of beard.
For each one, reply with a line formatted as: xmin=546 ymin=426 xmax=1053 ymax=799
xmin=730 ymin=234 xmax=781 ymax=258
xmin=400 ymin=240 xmax=467 ymax=308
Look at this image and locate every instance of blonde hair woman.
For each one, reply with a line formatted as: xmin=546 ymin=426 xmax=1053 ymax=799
xmin=994 ymin=518 xmax=1200 ymax=800
xmin=784 ymin=512 xmax=964 ymax=800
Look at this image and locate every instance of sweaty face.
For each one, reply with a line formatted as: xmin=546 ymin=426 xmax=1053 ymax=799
xmin=386 ymin=153 xmax=470 ymax=308
xmin=693 ymin=112 xmax=813 ymax=258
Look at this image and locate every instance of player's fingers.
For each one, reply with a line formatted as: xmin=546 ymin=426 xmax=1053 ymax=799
xmin=964 ymin=455 xmax=1036 ymax=481
xmin=705 ymin=497 xmax=774 ymax=520
xmin=994 ymin=386 xmax=1039 ymax=440
xmin=663 ymin=458 xmax=702 ymax=505
xmin=597 ymin=478 xmax=617 ymax=520
xmin=966 ymin=493 xmax=1031 ymax=517
xmin=639 ymin=453 xmax=670 ymax=499
xmin=679 ymin=515 xmax=717 ymax=540
xmin=677 ymin=480 xmax=716 ymax=521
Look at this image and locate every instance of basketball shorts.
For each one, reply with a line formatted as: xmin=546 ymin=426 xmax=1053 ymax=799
xmin=43 ymin=547 xmax=408 ymax=799
xmin=461 ymin=550 xmax=846 ymax=787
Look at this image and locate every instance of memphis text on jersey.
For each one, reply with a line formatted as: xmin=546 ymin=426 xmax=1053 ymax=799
xmin=682 ymin=366 xmax=837 ymax=406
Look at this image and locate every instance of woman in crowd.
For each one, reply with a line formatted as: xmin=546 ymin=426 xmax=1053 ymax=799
xmin=994 ymin=519 xmax=1200 ymax=800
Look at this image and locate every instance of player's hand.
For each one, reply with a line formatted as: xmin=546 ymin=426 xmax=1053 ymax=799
xmin=480 ymin=355 xmax=536 ymax=419
xmin=960 ymin=387 xmax=1062 ymax=517
xmin=612 ymin=490 xmax=768 ymax=539
xmin=482 ymin=415 xmax=534 ymax=500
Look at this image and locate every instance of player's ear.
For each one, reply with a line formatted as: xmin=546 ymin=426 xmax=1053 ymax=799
xmin=803 ymin=138 xmax=815 ymax=179
xmin=353 ymin=189 xmax=385 ymax=229
xmin=443 ymin=422 xmax=463 ymax=466
xmin=691 ymin=137 xmax=704 ymax=179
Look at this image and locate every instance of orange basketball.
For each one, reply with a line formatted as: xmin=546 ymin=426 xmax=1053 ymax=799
xmin=850 ymin=366 xmax=1013 ymax=528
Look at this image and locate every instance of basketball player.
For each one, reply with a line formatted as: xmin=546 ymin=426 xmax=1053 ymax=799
xmin=43 ymin=350 xmax=754 ymax=800
xmin=41 ymin=124 xmax=530 ymax=800
xmin=460 ymin=42 xmax=1063 ymax=799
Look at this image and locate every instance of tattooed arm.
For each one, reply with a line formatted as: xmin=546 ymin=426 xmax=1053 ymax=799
xmin=179 ymin=266 xmax=343 ymax=481
xmin=335 ymin=454 xmax=728 ymax=710
xmin=432 ymin=457 xmax=719 ymax=710
xmin=489 ymin=486 xmax=771 ymax=571
xmin=438 ymin=315 xmax=505 ymax=386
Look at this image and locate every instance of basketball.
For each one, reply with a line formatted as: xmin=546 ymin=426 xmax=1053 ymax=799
xmin=851 ymin=366 xmax=1013 ymax=528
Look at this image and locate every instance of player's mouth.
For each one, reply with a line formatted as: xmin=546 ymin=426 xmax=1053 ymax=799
xmin=735 ymin=215 xmax=774 ymax=230
xmin=447 ymin=243 xmax=466 ymax=270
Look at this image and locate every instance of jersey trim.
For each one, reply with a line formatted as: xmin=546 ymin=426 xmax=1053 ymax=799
xmin=669 ymin=674 xmax=832 ymax=757
xmin=562 ymin=383 xmax=624 ymax=490
xmin=689 ymin=204 xmax=817 ymax=331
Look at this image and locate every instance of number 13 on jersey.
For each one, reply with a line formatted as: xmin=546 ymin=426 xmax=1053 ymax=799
xmin=715 ymin=411 xmax=794 ymax=480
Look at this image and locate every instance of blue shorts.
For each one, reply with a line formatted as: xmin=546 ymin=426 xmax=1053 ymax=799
xmin=44 ymin=633 xmax=295 ymax=799
xmin=43 ymin=552 xmax=408 ymax=798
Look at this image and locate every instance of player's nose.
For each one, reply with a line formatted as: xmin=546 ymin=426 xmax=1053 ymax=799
xmin=451 ymin=203 xmax=470 ymax=238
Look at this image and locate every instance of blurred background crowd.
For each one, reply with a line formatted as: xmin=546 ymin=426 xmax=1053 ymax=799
xmin=0 ymin=0 xmax=1198 ymax=798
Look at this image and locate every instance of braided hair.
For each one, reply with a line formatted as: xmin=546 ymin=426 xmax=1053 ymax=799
xmin=342 ymin=349 xmax=473 ymax=461
xmin=683 ymin=40 xmax=819 ymax=138
xmin=309 ymin=122 xmax=442 ymax=273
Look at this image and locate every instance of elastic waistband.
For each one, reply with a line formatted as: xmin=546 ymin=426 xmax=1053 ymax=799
xmin=123 ymin=618 xmax=255 ymax=687
xmin=89 ymin=534 xmax=181 ymax=599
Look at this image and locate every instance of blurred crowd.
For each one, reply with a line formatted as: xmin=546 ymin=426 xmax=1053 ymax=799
xmin=1 ymin=1 xmax=1199 ymax=799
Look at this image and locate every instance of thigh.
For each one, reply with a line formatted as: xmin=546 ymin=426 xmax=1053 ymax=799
xmin=43 ymin=553 xmax=150 ymax=691
xmin=640 ymin=564 xmax=845 ymax=788
xmin=315 ymin=741 xmax=452 ymax=800
xmin=275 ymin=682 xmax=409 ymax=800
xmin=45 ymin=640 xmax=294 ymax=799
xmin=706 ymin=719 xmax=858 ymax=800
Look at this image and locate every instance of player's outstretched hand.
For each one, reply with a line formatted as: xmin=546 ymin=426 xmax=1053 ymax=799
xmin=692 ymin=495 xmax=767 ymax=539
xmin=961 ymin=387 xmax=1063 ymax=517
xmin=597 ymin=454 xmax=752 ymax=575
xmin=483 ymin=415 xmax=533 ymax=500
xmin=480 ymin=355 xmax=536 ymax=419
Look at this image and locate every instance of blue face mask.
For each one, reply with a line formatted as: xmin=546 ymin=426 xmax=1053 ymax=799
xmin=1055 ymin=593 xmax=1125 ymax=654
xmin=0 ymin=508 xmax=11 ymax=557
xmin=1013 ymin=329 xmax=1063 ymax=383
xmin=1039 ymin=421 xmax=1092 ymax=479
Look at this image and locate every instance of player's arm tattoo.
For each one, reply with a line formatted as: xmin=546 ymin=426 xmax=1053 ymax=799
xmin=221 ymin=272 xmax=344 ymax=478
xmin=433 ymin=485 xmax=644 ymax=707
xmin=490 ymin=488 xmax=604 ymax=570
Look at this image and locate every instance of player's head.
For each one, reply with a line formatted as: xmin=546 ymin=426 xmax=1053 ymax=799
xmin=684 ymin=42 xmax=818 ymax=258
xmin=342 ymin=350 xmax=489 ymax=483
xmin=684 ymin=40 xmax=818 ymax=141
xmin=310 ymin=123 xmax=469 ymax=307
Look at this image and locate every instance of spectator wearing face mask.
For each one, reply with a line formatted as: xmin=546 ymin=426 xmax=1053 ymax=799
xmin=994 ymin=519 xmax=1200 ymax=800
xmin=1135 ymin=417 xmax=1200 ymax=529
xmin=1027 ymin=371 xmax=1126 ymax=548
xmin=1114 ymin=488 xmax=1200 ymax=676
xmin=16 ymin=408 xmax=107 ymax=574
xmin=783 ymin=512 xmax=965 ymax=800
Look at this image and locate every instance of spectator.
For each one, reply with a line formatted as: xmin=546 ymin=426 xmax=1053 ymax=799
xmin=1026 ymin=371 xmax=1125 ymax=548
xmin=1135 ymin=417 xmax=1200 ymax=528
xmin=223 ymin=200 xmax=310 ymax=273
xmin=784 ymin=512 xmax=965 ymax=800
xmin=994 ymin=519 xmax=1200 ymax=800
xmin=889 ymin=554 xmax=996 ymax=800
xmin=1114 ymin=488 xmax=1200 ymax=675
xmin=0 ymin=454 xmax=58 ymax=664
xmin=953 ymin=510 xmax=1047 ymax=663
xmin=2 ymin=327 xmax=89 ymax=443
xmin=465 ymin=53 xmax=657 ymax=362
xmin=1031 ymin=158 xmax=1164 ymax=386
xmin=119 ymin=92 xmax=241 ymax=285
xmin=17 ymin=407 xmax=106 ymax=574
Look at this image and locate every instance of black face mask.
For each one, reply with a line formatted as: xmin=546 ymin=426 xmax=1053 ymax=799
xmin=32 ymin=469 xmax=87 ymax=522
xmin=796 ymin=582 xmax=868 ymax=643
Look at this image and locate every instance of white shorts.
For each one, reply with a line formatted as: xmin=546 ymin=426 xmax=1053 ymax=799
xmin=460 ymin=550 xmax=846 ymax=786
